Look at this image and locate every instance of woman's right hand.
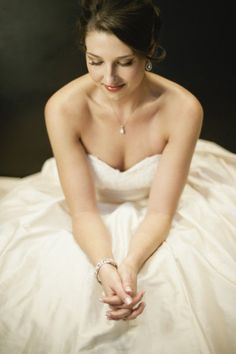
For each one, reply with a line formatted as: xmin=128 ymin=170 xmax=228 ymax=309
xmin=99 ymin=265 xmax=145 ymax=321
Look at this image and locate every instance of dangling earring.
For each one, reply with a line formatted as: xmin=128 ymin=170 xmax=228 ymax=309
xmin=145 ymin=59 xmax=152 ymax=71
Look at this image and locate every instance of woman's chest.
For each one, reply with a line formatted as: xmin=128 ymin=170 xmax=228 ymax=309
xmin=79 ymin=103 xmax=167 ymax=171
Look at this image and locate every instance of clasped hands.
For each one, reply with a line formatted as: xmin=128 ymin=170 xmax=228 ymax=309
xmin=98 ymin=260 xmax=145 ymax=321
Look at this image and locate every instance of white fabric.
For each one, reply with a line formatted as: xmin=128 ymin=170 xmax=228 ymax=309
xmin=0 ymin=139 xmax=236 ymax=354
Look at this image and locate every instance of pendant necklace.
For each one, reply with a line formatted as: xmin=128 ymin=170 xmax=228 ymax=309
xmin=109 ymin=100 xmax=140 ymax=135
xmin=119 ymin=124 xmax=126 ymax=135
xmin=110 ymin=106 xmax=131 ymax=135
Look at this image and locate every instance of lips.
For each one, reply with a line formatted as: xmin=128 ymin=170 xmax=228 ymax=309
xmin=104 ymin=84 xmax=125 ymax=92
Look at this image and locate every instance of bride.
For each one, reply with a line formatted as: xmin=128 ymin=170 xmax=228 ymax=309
xmin=45 ymin=0 xmax=203 ymax=321
xmin=0 ymin=1 xmax=236 ymax=353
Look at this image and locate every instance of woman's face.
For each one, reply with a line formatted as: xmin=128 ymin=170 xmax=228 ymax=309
xmin=85 ymin=31 xmax=146 ymax=100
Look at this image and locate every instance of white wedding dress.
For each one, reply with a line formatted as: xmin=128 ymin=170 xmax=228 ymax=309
xmin=0 ymin=139 xmax=236 ymax=354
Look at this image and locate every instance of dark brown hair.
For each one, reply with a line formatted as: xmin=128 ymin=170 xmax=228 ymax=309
xmin=77 ymin=0 xmax=166 ymax=62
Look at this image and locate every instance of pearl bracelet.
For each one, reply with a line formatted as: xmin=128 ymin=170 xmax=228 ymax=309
xmin=95 ymin=257 xmax=118 ymax=284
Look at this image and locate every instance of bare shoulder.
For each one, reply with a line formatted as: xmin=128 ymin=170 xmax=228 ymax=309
xmin=168 ymin=80 xmax=203 ymax=124
xmin=44 ymin=74 xmax=92 ymax=134
xmin=150 ymin=73 xmax=203 ymax=117
xmin=169 ymin=80 xmax=203 ymax=139
xmin=149 ymin=73 xmax=203 ymax=139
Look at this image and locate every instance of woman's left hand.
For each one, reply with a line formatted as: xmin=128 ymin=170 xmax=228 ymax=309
xmin=118 ymin=260 xmax=138 ymax=296
xmin=101 ymin=260 xmax=146 ymax=321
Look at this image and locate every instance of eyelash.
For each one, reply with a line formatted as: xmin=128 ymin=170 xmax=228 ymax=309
xmin=88 ymin=60 xmax=134 ymax=67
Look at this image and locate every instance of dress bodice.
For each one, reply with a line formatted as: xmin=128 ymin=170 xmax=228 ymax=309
xmin=41 ymin=154 xmax=161 ymax=203
xmin=87 ymin=154 xmax=161 ymax=203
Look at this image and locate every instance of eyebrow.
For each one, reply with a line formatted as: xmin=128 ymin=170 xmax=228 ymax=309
xmin=86 ymin=52 xmax=134 ymax=59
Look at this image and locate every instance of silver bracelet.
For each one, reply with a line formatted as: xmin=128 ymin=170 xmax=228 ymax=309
xmin=95 ymin=257 xmax=118 ymax=284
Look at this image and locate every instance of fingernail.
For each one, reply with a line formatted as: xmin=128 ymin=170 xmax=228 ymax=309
xmin=125 ymin=286 xmax=132 ymax=292
xmin=124 ymin=296 xmax=132 ymax=305
xmin=98 ymin=298 xmax=104 ymax=302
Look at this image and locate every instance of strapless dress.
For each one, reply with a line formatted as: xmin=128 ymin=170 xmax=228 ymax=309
xmin=0 ymin=139 xmax=236 ymax=354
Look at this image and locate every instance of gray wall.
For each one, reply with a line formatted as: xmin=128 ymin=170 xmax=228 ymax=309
xmin=0 ymin=0 xmax=235 ymax=176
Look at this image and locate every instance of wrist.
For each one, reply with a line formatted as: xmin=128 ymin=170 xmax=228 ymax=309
xmin=122 ymin=255 xmax=141 ymax=273
xmin=95 ymin=257 xmax=118 ymax=284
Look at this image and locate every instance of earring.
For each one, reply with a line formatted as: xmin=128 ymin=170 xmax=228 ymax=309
xmin=145 ymin=59 xmax=152 ymax=71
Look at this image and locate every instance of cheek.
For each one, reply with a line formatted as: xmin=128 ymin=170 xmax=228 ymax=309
xmin=127 ymin=66 xmax=145 ymax=82
xmin=87 ymin=67 xmax=102 ymax=82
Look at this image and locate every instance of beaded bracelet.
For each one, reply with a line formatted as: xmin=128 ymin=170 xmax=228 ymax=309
xmin=95 ymin=257 xmax=118 ymax=284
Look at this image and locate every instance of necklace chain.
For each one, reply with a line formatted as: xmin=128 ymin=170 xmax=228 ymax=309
xmin=110 ymin=106 xmax=133 ymax=135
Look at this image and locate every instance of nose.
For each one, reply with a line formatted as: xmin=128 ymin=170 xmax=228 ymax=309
xmin=103 ymin=63 xmax=118 ymax=84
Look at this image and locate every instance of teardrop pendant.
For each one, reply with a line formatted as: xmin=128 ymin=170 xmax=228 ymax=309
xmin=120 ymin=125 xmax=126 ymax=134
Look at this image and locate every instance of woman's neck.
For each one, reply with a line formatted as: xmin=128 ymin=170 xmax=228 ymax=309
xmin=104 ymin=76 xmax=149 ymax=118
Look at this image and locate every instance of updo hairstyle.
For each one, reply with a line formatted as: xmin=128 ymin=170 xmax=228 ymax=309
xmin=77 ymin=0 xmax=166 ymax=63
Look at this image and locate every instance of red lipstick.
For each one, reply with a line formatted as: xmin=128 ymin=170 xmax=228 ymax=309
xmin=104 ymin=84 xmax=125 ymax=92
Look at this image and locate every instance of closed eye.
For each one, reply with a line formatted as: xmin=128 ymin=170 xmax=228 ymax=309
xmin=119 ymin=60 xmax=134 ymax=66
xmin=88 ymin=60 xmax=134 ymax=67
xmin=88 ymin=61 xmax=103 ymax=66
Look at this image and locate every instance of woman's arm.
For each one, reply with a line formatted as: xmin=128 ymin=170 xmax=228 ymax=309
xmin=102 ymin=94 xmax=203 ymax=321
xmin=45 ymin=95 xmax=113 ymax=266
xmin=124 ymin=95 xmax=203 ymax=272
xmin=45 ymin=93 xmax=136 ymax=309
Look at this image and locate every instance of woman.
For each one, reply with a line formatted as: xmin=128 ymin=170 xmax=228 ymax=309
xmin=0 ymin=1 xmax=236 ymax=353
xmin=45 ymin=0 xmax=203 ymax=320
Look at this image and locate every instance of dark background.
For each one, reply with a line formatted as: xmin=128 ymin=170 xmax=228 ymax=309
xmin=0 ymin=0 xmax=235 ymax=177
